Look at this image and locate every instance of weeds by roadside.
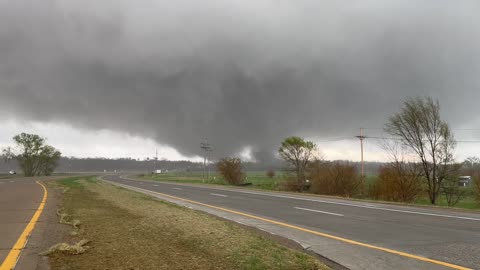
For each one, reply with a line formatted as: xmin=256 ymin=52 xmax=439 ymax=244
xmin=41 ymin=240 xmax=90 ymax=256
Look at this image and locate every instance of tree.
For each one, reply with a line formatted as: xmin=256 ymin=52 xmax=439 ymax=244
xmin=375 ymin=164 xmax=423 ymax=203
xmin=278 ymin=136 xmax=316 ymax=191
xmin=462 ymin=156 xmax=480 ymax=176
xmin=2 ymin=146 xmax=15 ymax=165
xmin=385 ymin=97 xmax=457 ymax=204
xmin=11 ymin=133 xmax=61 ymax=176
xmin=377 ymin=140 xmax=423 ymax=203
xmin=39 ymin=145 xmax=62 ymax=176
xmin=217 ymin=158 xmax=244 ymax=185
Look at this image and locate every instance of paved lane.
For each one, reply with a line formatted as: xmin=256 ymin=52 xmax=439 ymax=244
xmin=103 ymin=175 xmax=480 ymax=270
xmin=0 ymin=178 xmax=46 ymax=270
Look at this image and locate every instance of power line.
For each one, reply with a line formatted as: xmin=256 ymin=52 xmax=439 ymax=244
xmin=315 ymin=137 xmax=352 ymax=143
xmin=364 ymin=136 xmax=480 ymax=143
xmin=362 ymin=127 xmax=480 ymax=132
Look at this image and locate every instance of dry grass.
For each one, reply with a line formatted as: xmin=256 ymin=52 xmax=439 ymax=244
xmin=41 ymin=239 xmax=91 ymax=256
xmin=48 ymin=177 xmax=328 ymax=270
xmin=56 ymin=208 xmax=82 ymax=237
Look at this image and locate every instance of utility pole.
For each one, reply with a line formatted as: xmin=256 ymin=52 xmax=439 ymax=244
xmin=355 ymin=128 xmax=366 ymax=194
xmin=200 ymin=139 xmax=211 ymax=182
xmin=355 ymin=128 xmax=365 ymax=178
xmin=207 ymin=148 xmax=213 ymax=180
xmin=153 ymin=149 xmax=158 ymax=175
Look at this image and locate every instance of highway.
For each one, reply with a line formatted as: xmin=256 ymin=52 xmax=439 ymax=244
xmin=103 ymin=175 xmax=480 ymax=270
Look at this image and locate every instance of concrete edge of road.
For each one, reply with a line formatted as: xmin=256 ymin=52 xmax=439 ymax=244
xmin=100 ymin=176 xmax=471 ymax=270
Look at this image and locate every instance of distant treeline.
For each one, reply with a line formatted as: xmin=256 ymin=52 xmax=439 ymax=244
xmin=0 ymin=156 xmax=384 ymax=174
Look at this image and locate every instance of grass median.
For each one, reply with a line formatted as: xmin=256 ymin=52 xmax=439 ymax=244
xmin=48 ymin=176 xmax=328 ymax=270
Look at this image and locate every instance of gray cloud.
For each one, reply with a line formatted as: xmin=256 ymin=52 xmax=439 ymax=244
xmin=1 ymin=0 xmax=480 ymax=160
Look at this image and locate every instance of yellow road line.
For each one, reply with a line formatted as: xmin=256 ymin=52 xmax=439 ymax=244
xmin=109 ymin=180 xmax=471 ymax=270
xmin=0 ymin=181 xmax=48 ymax=270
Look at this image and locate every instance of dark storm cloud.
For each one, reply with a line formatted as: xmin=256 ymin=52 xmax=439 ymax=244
xmin=1 ymin=0 xmax=480 ymax=159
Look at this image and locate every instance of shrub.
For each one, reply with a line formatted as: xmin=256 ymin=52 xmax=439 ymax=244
xmin=461 ymin=157 xmax=480 ymax=204
xmin=367 ymin=178 xmax=382 ymax=200
xmin=441 ymin=163 xmax=464 ymax=207
xmin=309 ymin=161 xmax=360 ymax=197
xmin=266 ymin=169 xmax=275 ymax=178
xmin=474 ymin=172 xmax=480 ymax=204
xmin=279 ymin=175 xmax=303 ymax=192
xmin=442 ymin=177 xmax=465 ymax=207
xmin=217 ymin=158 xmax=244 ymax=185
xmin=374 ymin=163 xmax=422 ymax=203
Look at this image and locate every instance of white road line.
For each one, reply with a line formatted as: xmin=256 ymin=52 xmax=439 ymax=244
xmin=153 ymin=184 xmax=159 ymax=187
xmin=204 ymin=190 xmax=480 ymax=221
xmin=210 ymin=193 xmax=228 ymax=197
xmin=294 ymin=207 xmax=344 ymax=217
xmin=173 ymin=187 xmax=182 ymax=190
xmin=117 ymin=177 xmax=480 ymax=221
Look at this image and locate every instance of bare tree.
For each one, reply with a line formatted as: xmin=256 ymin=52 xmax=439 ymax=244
xmin=217 ymin=157 xmax=244 ymax=185
xmin=278 ymin=136 xmax=317 ymax=191
xmin=377 ymin=140 xmax=423 ymax=203
xmin=385 ymin=97 xmax=456 ymax=204
xmin=309 ymin=160 xmax=360 ymax=197
xmin=462 ymin=156 xmax=480 ymax=176
xmin=2 ymin=146 xmax=15 ymax=166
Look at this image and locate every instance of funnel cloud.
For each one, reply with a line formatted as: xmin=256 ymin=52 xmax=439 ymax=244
xmin=1 ymin=0 xmax=480 ymax=160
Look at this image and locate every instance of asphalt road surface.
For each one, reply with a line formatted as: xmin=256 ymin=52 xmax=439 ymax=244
xmin=103 ymin=175 xmax=480 ymax=270
xmin=0 ymin=177 xmax=47 ymax=270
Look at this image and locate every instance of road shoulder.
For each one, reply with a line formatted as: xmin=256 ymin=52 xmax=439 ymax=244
xmin=14 ymin=181 xmax=71 ymax=270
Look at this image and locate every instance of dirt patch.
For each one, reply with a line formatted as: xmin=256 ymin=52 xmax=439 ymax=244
xmin=47 ymin=177 xmax=329 ymax=270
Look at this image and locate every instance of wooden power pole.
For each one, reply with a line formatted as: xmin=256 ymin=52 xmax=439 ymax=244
xmin=355 ymin=128 xmax=366 ymax=194
xmin=200 ymin=139 xmax=211 ymax=182
xmin=355 ymin=128 xmax=365 ymax=178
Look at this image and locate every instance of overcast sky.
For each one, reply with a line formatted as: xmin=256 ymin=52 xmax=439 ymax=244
xmin=1 ymin=0 xmax=480 ymax=162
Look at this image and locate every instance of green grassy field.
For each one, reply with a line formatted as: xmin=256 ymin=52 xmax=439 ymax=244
xmin=141 ymin=171 xmax=288 ymax=190
xmin=141 ymin=171 xmax=479 ymax=210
